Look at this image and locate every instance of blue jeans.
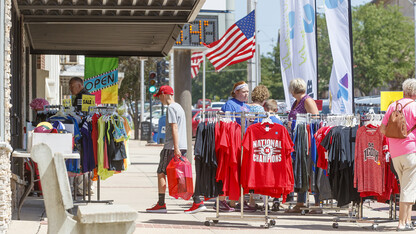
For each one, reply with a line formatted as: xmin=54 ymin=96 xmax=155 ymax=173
xmin=297 ymin=192 xmax=319 ymax=204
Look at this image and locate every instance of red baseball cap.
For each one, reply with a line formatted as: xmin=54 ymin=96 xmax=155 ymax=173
xmin=154 ymin=85 xmax=174 ymax=97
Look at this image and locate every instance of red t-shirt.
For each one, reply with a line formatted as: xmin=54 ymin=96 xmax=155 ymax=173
xmin=354 ymin=126 xmax=386 ymax=195
xmin=315 ymin=126 xmax=333 ymax=170
xmin=91 ymin=113 xmax=100 ymax=165
xmin=214 ymin=122 xmax=242 ymax=201
xmin=241 ymin=122 xmax=294 ymax=198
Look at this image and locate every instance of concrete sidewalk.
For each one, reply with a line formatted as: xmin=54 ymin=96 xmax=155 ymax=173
xmin=8 ymin=139 xmax=407 ymax=233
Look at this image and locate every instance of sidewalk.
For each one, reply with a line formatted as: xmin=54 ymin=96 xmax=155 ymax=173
xmin=8 ymin=139 xmax=406 ymax=233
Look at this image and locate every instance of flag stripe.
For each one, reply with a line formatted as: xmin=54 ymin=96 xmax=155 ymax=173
xmin=212 ymin=38 xmax=254 ymax=67
xmin=191 ymin=52 xmax=204 ymax=79
xmin=204 ymin=10 xmax=256 ymax=71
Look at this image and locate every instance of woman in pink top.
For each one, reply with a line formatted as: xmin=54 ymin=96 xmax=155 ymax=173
xmin=380 ymin=78 xmax=416 ymax=231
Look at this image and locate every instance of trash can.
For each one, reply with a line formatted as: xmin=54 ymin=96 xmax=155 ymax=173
xmin=140 ymin=121 xmax=152 ymax=141
xmin=157 ymin=116 xmax=166 ymax=144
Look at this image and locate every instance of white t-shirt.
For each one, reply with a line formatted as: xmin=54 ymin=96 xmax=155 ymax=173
xmin=164 ymin=102 xmax=187 ymax=150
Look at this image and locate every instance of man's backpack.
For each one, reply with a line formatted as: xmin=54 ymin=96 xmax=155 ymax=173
xmin=385 ymin=101 xmax=416 ymax=139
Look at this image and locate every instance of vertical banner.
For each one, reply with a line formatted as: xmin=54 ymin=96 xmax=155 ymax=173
xmin=84 ymin=57 xmax=119 ymax=105
xmin=325 ymin=0 xmax=353 ymax=114
xmin=280 ymin=0 xmax=317 ymax=108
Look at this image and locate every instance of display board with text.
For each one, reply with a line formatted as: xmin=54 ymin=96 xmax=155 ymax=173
xmin=175 ymin=16 xmax=218 ymax=47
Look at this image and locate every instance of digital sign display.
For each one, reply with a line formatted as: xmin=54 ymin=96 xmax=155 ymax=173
xmin=175 ymin=16 xmax=218 ymax=47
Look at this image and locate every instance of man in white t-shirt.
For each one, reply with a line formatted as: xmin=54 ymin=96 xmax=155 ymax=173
xmin=146 ymin=85 xmax=206 ymax=214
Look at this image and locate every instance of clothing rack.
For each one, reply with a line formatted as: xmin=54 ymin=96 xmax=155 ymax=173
xmin=292 ymin=113 xmax=397 ymax=230
xmin=78 ymin=106 xmax=121 ymax=205
xmin=205 ymin=111 xmax=279 ymax=228
xmin=326 ymin=114 xmax=396 ymax=229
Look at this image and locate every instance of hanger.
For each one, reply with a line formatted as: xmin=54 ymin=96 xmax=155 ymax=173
xmin=261 ymin=112 xmax=273 ymax=124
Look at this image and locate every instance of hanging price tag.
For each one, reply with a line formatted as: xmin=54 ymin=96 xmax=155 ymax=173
xmin=82 ymin=95 xmax=96 ymax=112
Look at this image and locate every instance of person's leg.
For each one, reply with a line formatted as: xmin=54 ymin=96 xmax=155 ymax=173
xmin=393 ymin=154 xmax=416 ymax=229
xmin=398 ymin=202 xmax=412 ymax=227
xmin=157 ymin=173 xmax=167 ymax=205
xmin=314 ymin=193 xmax=320 ymax=206
xmin=147 ymin=149 xmax=172 ymax=212
xmin=405 ymin=202 xmax=414 ymax=225
xmin=296 ymin=192 xmax=307 ymax=207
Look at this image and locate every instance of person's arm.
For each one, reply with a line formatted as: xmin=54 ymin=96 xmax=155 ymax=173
xmin=171 ymin=123 xmax=181 ymax=157
xmin=379 ymin=123 xmax=387 ymax=135
xmin=304 ymin=98 xmax=319 ymax=115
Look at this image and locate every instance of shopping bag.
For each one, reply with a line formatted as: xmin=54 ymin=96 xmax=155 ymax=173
xmin=166 ymin=156 xmax=193 ymax=200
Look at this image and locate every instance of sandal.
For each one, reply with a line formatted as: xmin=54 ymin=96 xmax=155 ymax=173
xmin=284 ymin=205 xmax=305 ymax=213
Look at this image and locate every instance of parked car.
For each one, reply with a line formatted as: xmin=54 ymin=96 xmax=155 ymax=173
xmin=191 ymin=108 xmax=217 ymax=137
xmin=196 ymin=99 xmax=211 ymax=109
xmin=210 ymin=101 xmax=225 ymax=110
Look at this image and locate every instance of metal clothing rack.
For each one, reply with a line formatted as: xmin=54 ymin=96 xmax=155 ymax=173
xmin=76 ymin=106 xmax=121 ymax=205
xmin=204 ymin=111 xmax=280 ymax=228
xmin=311 ymin=113 xmax=396 ymax=229
xmin=332 ymin=196 xmax=398 ymax=230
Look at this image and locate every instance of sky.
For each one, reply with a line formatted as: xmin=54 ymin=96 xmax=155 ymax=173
xmin=234 ymin=0 xmax=373 ymax=55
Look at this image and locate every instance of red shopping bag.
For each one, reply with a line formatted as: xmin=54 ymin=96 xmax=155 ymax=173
xmin=166 ymin=156 xmax=193 ymax=200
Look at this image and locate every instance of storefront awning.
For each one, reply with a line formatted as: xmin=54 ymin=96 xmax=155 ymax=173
xmin=16 ymin=0 xmax=205 ymax=56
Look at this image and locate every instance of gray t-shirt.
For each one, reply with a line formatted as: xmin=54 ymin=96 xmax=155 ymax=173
xmin=164 ymin=102 xmax=187 ymax=150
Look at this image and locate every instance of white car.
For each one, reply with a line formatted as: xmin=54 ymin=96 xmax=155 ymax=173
xmin=210 ymin=102 xmax=225 ymax=110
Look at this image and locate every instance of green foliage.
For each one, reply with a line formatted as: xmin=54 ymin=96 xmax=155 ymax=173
xmin=191 ymin=62 xmax=247 ymax=102
xmin=260 ymin=44 xmax=284 ymax=99
xmin=317 ymin=14 xmax=332 ymax=98
xmin=352 ymin=3 xmax=415 ymax=95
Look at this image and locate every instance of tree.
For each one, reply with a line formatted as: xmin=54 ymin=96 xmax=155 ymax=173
xmin=119 ymin=57 xmax=159 ymax=139
xmin=191 ymin=61 xmax=247 ymax=102
xmin=260 ymin=43 xmax=285 ymax=99
xmin=316 ymin=14 xmax=333 ymax=98
xmin=352 ymin=3 xmax=414 ymax=95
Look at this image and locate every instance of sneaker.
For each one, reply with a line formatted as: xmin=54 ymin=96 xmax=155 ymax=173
xmin=213 ymin=200 xmax=235 ymax=212
xmin=146 ymin=203 xmax=167 ymax=213
xmin=184 ymin=202 xmax=207 ymax=214
xmin=396 ymin=224 xmax=414 ymax=231
xmin=272 ymin=202 xmax=280 ymax=211
xmin=235 ymin=201 xmax=256 ymax=212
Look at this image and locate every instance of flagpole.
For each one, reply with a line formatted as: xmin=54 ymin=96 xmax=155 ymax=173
xmin=247 ymin=0 xmax=253 ymax=100
xmin=202 ymin=53 xmax=206 ymax=122
xmin=254 ymin=0 xmax=260 ymax=86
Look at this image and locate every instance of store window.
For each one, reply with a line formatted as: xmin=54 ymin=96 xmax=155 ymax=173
xmin=69 ymin=55 xmax=77 ymax=63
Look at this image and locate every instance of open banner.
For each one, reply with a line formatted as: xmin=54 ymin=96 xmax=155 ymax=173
xmin=84 ymin=57 xmax=119 ymax=104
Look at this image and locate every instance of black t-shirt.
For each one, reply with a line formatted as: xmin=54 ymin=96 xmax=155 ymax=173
xmin=321 ymin=126 xmax=359 ymax=207
xmin=72 ymin=88 xmax=92 ymax=112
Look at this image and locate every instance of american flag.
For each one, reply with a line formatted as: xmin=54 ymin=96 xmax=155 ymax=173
xmin=191 ymin=52 xmax=204 ymax=79
xmin=204 ymin=10 xmax=256 ymax=71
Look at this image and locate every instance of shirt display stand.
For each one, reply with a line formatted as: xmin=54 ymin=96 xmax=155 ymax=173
xmin=77 ymin=106 xmax=120 ymax=205
xmin=291 ymin=113 xmax=397 ymax=230
xmin=204 ymin=112 xmax=280 ymax=228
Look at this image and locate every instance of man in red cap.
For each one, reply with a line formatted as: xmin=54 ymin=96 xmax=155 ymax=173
xmin=146 ymin=85 xmax=207 ymax=214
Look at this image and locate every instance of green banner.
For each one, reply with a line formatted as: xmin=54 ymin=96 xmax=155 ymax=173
xmin=84 ymin=57 xmax=119 ymax=104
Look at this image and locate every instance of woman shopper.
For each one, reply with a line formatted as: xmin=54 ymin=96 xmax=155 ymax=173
xmin=380 ymin=78 xmax=416 ymax=231
xmin=221 ymin=81 xmax=250 ymax=120
xmin=248 ymin=85 xmax=269 ymax=112
xmin=285 ymin=78 xmax=320 ymax=214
